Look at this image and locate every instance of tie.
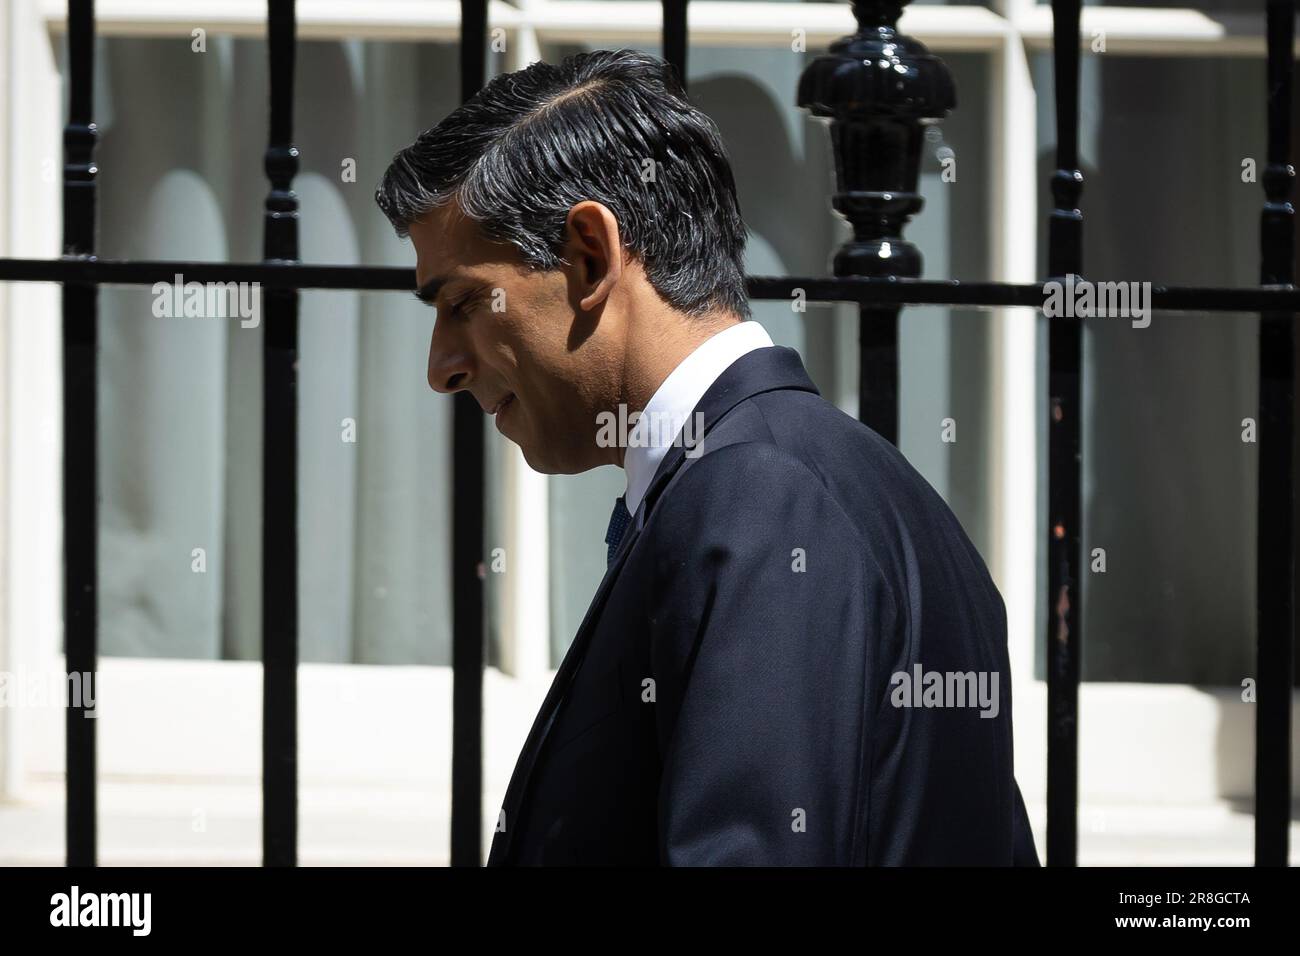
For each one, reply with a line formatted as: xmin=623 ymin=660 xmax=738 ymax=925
xmin=604 ymin=495 xmax=632 ymax=567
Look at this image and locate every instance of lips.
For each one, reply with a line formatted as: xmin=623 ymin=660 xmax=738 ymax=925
xmin=490 ymin=393 xmax=515 ymax=417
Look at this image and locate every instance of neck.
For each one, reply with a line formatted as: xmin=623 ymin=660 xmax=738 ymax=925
xmin=613 ymin=304 xmax=742 ymax=469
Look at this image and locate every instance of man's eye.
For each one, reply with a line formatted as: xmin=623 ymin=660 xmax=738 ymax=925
xmin=445 ymin=296 xmax=477 ymax=319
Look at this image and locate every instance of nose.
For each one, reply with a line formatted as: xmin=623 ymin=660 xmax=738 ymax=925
xmin=426 ymin=321 xmax=474 ymax=395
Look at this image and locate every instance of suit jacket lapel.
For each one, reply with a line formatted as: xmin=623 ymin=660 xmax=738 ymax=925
xmin=486 ymin=345 xmax=819 ymax=865
xmin=488 ymin=516 xmax=645 ymax=864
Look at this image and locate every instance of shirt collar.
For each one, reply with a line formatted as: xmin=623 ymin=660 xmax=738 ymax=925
xmin=622 ymin=320 xmax=775 ymax=516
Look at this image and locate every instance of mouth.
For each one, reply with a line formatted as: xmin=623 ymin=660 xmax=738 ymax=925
xmin=489 ymin=393 xmax=516 ymax=418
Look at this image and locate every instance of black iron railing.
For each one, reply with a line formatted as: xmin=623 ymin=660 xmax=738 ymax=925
xmin=261 ymin=0 xmax=300 ymax=871
xmin=0 ymin=0 xmax=1292 ymax=867
xmin=1255 ymin=0 xmax=1296 ymax=871
xmin=1045 ymin=0 xmax=1084 ymax=870
xmin=59 ymin=0 xmax=97 ymax=872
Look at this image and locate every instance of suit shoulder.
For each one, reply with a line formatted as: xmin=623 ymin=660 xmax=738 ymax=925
xmin=654 ymin=438 xmax=859 ymax=543
xmin=645 ymin=431 xmax=902 ymax=638
xmin=676 ymin=436 xmax=830 ymax=493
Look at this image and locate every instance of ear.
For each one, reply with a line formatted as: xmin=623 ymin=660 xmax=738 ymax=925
xmin=562 ymin=201 xmax=624 ymax=312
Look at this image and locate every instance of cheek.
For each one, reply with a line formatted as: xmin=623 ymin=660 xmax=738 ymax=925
xmin=465 ymin=300 xmax=524 ymax=367
xmin=495 ymin=291 xmax=566 ymax=370
xmin=492 ymin=277 xmax=582 ymax=418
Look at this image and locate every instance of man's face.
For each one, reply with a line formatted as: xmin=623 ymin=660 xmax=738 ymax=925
xmin=410 ymin=204 xmax=620 ymax=475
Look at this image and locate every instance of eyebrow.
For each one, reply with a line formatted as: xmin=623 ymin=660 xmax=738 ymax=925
xmin=414 ymin=277 xmax=446 ymax=304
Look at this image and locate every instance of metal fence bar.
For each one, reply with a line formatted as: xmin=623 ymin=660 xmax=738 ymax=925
xmin=662 ymin=0 xmax=687 ymax=86
xmin=1046 ymin=0 xmax=1083 ymax=868
xmin=452 ymin=0 xmax=488 ymax=869
xmin=1254 ymin=0 xmax=1295 ymax=868
xmin=262 ymin=0 xmax=300 ymax=868
xmin=62 ymin=0 xmax=98 ymax=869
xmin=11 ymin=257 xmax=1300 ymax=312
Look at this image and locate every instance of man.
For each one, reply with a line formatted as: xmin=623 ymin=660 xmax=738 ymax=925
xmin=376 ymin=49 xmax=1039 ymax=866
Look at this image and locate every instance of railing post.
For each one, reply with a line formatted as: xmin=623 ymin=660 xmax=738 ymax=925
xmin=1255 ymin=0 xmax=1295 ymax=869
xmin=62 ymin=0 xmax=99 ymax=868
xmin=1045 ymin=0 xmax=1083 ymax=869
xmin=452 ymin=0 xmax=488 ymax=869
xmin=262 ymin=0 xmax=300 ymax=868
xmin=662 ymin=0 xmax=688 ymax=87
xmin=796 ymin=0 xmax=955 ymax=445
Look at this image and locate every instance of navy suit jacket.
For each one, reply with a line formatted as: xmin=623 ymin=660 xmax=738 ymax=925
xmin=487 ymin=344 xmax=1040 ymax=866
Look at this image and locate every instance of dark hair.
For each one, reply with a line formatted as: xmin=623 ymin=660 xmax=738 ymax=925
xmin=375 ymin=49 xmax=750 ymax=319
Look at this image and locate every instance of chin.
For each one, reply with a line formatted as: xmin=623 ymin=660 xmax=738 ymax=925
xmin=519 ymin=443 xmax=596 ymax=477
xmin=518 ymin=443 xmax=561 ymax=476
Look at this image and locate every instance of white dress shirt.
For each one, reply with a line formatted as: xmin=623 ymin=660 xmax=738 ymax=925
xmin=622 ymin=319 xmax=775 ymax=517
